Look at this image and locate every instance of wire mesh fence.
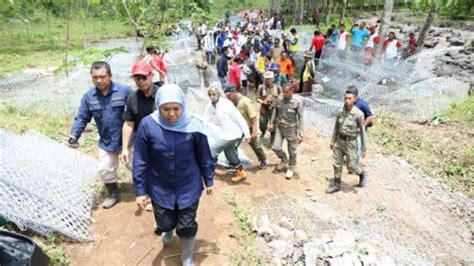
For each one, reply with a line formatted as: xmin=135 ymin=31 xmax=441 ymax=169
xmin=0 ymin=130 xmax=98 ymax=241
xmin=0 ymin=39 xmax=140 ymax=117
xmin=261 ymin=154 xmax=474 ymax=265
xmin=305 ymin=45 xmax=471 ymax=137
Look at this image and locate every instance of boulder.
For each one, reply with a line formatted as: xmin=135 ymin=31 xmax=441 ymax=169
xmin=304 ymin=241 xmax=323 ymax=265
xmin=255 ymin=215 xmax=275 ymax=240
xmin=377 ymin=255 xmax=397 ymax=266
xmin=278 ymin=216 xmax=294 ymax=230
xmin=447 ymin=36 xmax=465 ymax=46
xmin=294 ymin=229 xmax=309 ymax=242
xmin=271 ymin=224 xmax=293 ymax=241
xmin=341 ymin=252 xmax=362 ymax=266
xmin=424 ymin=39 xmax=439 ymax=48
xmin=268 ymin=239 xmax=291 ymax=258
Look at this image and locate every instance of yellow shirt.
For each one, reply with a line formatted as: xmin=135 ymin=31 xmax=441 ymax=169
xmin=256 ymin=56 xmax=266 ymax=74
xmin=234 ymin=94 xmax=258 ymax=128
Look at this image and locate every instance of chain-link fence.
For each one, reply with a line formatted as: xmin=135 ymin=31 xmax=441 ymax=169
xmin=0 ymin=130 xmax=97 ymax=241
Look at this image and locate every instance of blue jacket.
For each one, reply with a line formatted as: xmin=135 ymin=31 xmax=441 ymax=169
xmin=70 ymin=81 xmax=132 ymax=152
xmin=132 ymin=116 xmax=215 ymax=209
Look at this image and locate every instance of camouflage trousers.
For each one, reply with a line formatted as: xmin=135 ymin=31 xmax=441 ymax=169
xmin=272 ymin=126 xmax=298 ymax=169
xmin=333 ymin=137 xmax=363 ymax=180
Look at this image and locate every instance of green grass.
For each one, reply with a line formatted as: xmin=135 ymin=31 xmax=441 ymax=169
xmin=224 ymin=193 xmax=266 ymax=265
xmin=371 ymin=96 xmax=474 ymax=196
xmin=440 ymin=94 xmax=474 ymax=129
xmin=0 ymin=12 xmax=132 ymax=75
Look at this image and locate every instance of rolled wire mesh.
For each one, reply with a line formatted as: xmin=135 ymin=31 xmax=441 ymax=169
xmin=0 ymin=130 xmax=98 ymax=241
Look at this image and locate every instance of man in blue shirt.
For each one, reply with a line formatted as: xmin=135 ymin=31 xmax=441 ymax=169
xmin=68 ymin=61 xmax=132 ymax=209
xmin=217 ymin=48 xmax=230 ymax=87
xmin=216 ymin=29 xmax=228 ymax=55
xmin=350 ymin=22 xmax=370 ymax=49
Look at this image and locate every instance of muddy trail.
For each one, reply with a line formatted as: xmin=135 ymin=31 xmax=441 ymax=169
xmin=1 ymin=27 xmax=472 ymax=265
xmin=63 ymin=132 xmax=473 ymax=265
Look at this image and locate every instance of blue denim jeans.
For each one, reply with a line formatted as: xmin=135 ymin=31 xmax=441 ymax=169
xmin=218 ymin=76 xmax=228 ymax=88
xmin=206 ymin=50 xmax=215 ymax=64
xmin=211 ymin=138 xmax=242 ymax=168
xmin=355 ymin=134 xmax=362 ymax=165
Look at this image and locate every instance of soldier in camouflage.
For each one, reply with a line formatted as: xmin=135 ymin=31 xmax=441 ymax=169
xmin=327 ymin=88 xmax=367 ymax=193
xmin=268 ymin=84 xmax=304 ymax=179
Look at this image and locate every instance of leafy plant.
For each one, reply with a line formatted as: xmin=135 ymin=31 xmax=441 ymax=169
xmin=376 ymin=204 xmax=387 ymax=213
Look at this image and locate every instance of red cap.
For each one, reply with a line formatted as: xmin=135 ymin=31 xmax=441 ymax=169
xmin=131 ymin=61 xmax=153 ymax=76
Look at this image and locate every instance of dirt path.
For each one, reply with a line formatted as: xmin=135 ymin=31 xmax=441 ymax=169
xmin=63 ymin=132 xmax=473 ymax=265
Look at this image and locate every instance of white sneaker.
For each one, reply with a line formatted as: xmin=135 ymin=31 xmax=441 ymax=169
xmin=285 ymin=169 xmax=294 ymax=179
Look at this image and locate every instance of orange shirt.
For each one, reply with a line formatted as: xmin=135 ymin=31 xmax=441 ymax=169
xmin=278 ymin=58 xmax=294 ymax=77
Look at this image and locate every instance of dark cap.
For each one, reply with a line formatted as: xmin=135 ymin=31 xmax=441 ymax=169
xmin=223 ymin=83 xmax=237 ymax=94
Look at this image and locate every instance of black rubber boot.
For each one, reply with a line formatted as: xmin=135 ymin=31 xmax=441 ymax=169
xmin=102 ymin=183 xmax=120 ymax=209
xmin=359 ymin=171 xmax=368 ymax=187
xmin=325 ymin=179 xmax=341 ymax=194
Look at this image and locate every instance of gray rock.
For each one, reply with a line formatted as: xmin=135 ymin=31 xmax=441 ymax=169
xmin=291 ymin=248 xmax=304 ymax=264
xmin=376 ymin=255 xmax=396 ymax=266
xmin=326 ymin=256 xmax=344 ymax=265
xmin=341 ymin=252 xmax=362 ymax=266
xmin=294 ymin=229 xmax=308 ymax=242
xmin=332 ymin=230 xmax=357 ymax=248
xmin=324 ymin=246 xmax=349 ymax=258
xmin=447 ymin=37 xmax=465 ymax=46
xmin=256 ymin=215 xmax=275 ymax=239
xmin=278 ymin=216 xmax=294 ymax=230
xmin=268 ymin=239 xmax=291 ymax=258
xmin=424 ymin=39 xmax=439 ymax=48
xmin=304 ymin=242 xmax=322 ymax=265
xmin=271 ymin=224 xmax=293 ymax=241
xmin=359 ymin=254 xmax=377 ymax=266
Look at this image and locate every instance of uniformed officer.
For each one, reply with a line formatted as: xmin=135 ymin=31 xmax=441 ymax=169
xmin=268 ymin=84 xmax=304 ymax=179
xmin=257 ymin=71 xmax=281 ymax=144
xmin=327 ymin=88 xmax=367 ymax=193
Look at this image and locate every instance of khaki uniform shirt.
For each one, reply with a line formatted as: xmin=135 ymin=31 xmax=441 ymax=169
xmin=331 ymin=106 xmax=366 ymax=151
xmin=233 ymin=94 xmax=258 ymax=128
xmin=257 ymin=84 xmax=281 ymax=115
xmin=271 ymin=95 xmax=304 ymax=134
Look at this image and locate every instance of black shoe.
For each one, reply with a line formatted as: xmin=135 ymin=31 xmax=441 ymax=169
xmin=325 ymin=179 xmax=341 ymax=194
xmin=103 ymin=183 xmax=120 ymax=209
xmin=359 ymin=171 xmax=367 ymax=187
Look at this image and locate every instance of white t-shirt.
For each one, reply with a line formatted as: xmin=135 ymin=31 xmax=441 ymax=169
xmin=337 ymin=32 xmax=348 ymax=50
xmin=203 ymin=98 xmax=250 ymax=140
xmin=198 ymin=24 xmax=207 ymax=35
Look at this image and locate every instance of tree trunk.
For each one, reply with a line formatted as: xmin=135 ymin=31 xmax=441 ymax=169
xmin=375 ymin=0 xmax=394 ymax=55
xmin=415 ymin=2 xmax=437 ymax=53
xmin=293 ymin=0 xmax=298 ymax=24
xmin=339 ymin=0 xmax=347 ymax=24
xmin=64 ymin=0 xmax=72 ymax=77
xmin=326 ymin=0 xmax=333 ymax=25
xmin=299 ymin=0 xmax=304 ymax=24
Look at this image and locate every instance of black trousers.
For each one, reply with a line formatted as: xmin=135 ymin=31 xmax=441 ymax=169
xmin=152 ymin=200 xmax=199 ymax=238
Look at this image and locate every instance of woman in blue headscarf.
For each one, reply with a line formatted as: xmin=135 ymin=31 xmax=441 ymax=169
xmin=133 ymin=84 xmax=214 ymax=266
